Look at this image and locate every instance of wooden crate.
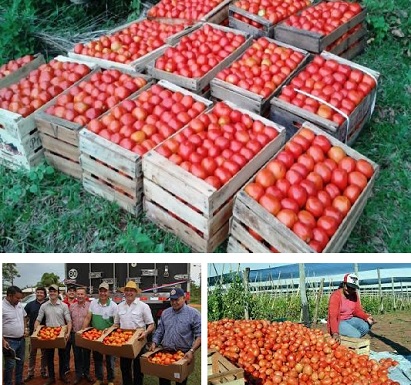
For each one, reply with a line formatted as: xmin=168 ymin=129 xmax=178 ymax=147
xmin=0 ymin=56 xmax=96 ymax=170
xmin=208 ymin=350 xmax=245 ymax=385
xmin=36 ymin=71 xmax=152 ymax=179
xmin=0 ymin=54 xmax=45 ymax=89
xmin=147 ymin=23 xmax=253 ymax=93
xmin=142 ymin=102 xmax=286 ymax=252
xmin=327 ymin=23 xmax=368 ymax=57
xmin=79 ymin=80 xmax=212 ymax=215
xmin=210 ymin=38 xmax=310 ymax=115
xmin=273 ymin=2 xmax=367 ymax=53
xmin=269 ymin=51 xmax=380 ymax=145
xmin=335 ymin=37 xmax=367 ymax=61
xmin=227 ymin=121 xmax=380 ymax=253
xmin=340 ymin=336 xmax=370 ymax=355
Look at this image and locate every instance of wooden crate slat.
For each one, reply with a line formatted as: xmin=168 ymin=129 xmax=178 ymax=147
xmin=229 ymin=217 xmax=271 ymax=253
xmin=208 ymin=350 xmax=245 ymax=385
xmin=327 ymin=24 xmax=367 ymax=56
xmin=40 ymin=133 xmax=79 ymax=162
xmin=44 ymin=151 xmax=82 ymax=179
xmin=36 ymin=113 xmax=81 ymax=146
xmin=226 ymin=236 xmax=251 ymax=253
xmin=336 ymin=38 xmax=367 ymax=61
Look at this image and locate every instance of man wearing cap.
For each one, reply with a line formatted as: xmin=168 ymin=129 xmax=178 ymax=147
xmin=63 ymin=285 xmax=77 ymax=378
xmin=113 ymin=281 xmax=155 ymax=385
xmin=82 ymin=282 xmax=118 ymax=385
xmin=328 ymin=273 xmax=376 ymax=343
xmin=70 ymin=286 xmax=93 ymax=385
xmin=34 ymin=284 xmax=72 ymax=385
xmin=24 ymin=286 xmax=49 ymax=382
xmin=3 ymin=285 xmax=27 ymax=385
xmin=150 ymin=287 xmax=201 ymax=385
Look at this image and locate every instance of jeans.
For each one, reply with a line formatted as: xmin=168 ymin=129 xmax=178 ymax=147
xmin=27 ymin=342 xmax=47 ymax=376
xmin=339 ymin=316 xmax=370 ymax=338
xmin=93 ymin=351 xmax=114 ymax=382
xmin=120 ymin=349 xmax=145 ymax=385
xmin=45 ymin=348 xmax=66 ymax=380
xmin=71 ymin=332 xmax=91 ymax=379
xmin=159 ymin=379 xmax=187 ymax=385
xmin=3 ymin=337 xmax=25 ymax=385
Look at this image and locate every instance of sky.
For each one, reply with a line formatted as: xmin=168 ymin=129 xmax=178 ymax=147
xmin=10 ymin=263 xmax=201 ymax=288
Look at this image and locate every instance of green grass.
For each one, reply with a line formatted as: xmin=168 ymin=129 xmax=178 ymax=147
xmin=1 ymin=0 xmax=410 ymax=252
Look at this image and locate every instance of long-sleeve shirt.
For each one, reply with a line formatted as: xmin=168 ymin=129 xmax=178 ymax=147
xmin=327 ymin=289 xmax=369 ymax=335
xmin=70 ymin=301 xmax=91 ymax=333
xmin=37 ymin=300 xmax=71 ymax=327
xmin=114 ymin=300 xmax=154 ymax=329
xmin=152 ymin=304 xmax=201 ymax=352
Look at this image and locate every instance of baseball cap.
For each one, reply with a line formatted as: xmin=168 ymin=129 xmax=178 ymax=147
xmin=67 ymin=285 xmax=76 ymax=291
xmin=169 ymin=288 xmax=185 ymax=299
xmin=49 ymin=284 xmax=59 ymax=292
xmin=343 ymin=273 xmax=359 ymax=290
xmin=99 ymin=282 xmax=109 ymax=291
xmin=124 ymin=281 xmax=141 ymax=292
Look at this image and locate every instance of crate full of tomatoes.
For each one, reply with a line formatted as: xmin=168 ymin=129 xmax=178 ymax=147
xmin=274 ymin=1 xmax=366 ymax=53
xmin=0 ymin=54 xmax=45 ymax=89
xmin=210 ymin=37 xmax=310 ymax=115
xmin=79 ymin=80 xmax=212 ymax=215
xmin=68 ymin=18 xmax=190 ymax=73
xmin=147 ymin=23 xmax=253 ymax=93
xmin=31 ymin=325 xmax=68 ymax=349
xmin=227 ymin=121 xmax=379 ymax=253
xmin=0 ymin=56 xmax=95 ymax=170
xmin=270 ymin=51 xmax=380 ymax=145
xmin=142 ymin=100 xmax=285 ymax=252
xmin=141 ymin=348 xmax=194 ymax=383
xmin=228 ymin=0 xmax=312 ymax=38
xmin=35 ymin=69 xmax=151 ymax=179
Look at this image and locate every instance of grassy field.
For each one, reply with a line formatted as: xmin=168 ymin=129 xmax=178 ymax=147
xmin=0 ymin=0 xmax=410 ymax=252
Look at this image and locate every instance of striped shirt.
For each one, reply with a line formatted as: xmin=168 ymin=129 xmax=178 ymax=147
xmin=3 ymin=298 xmax=26 ymax=338
xmin=89 ymin=298 xmax=117 ymax=330
xmin=70 ymin=301 xmax=91 ymax=332
xmin=152 ymin=304 xmax=201 ymax=352
xmin=114 ymin=299 xmax=154 ymax=329
xmin=36 ymin=299 xmax=71 ymax=327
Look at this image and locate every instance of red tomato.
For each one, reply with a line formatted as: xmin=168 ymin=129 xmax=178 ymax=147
xmin=328 ymin=146 xmax=346 ymax=163
xmin=285 ymin=141 xmax=304 ymax=160
xmin=288 ymin=185 xmax=308 ymax=208
xmin=286 ymin=169 xmax=304 ymax=185
xmin=267 ymin=159 xmax=287 ymax=180
xmin=297 ymin=154 xmax=315 ymax=172
xmin=292 ymin=221 xmax=313 ymax=243
xmin=348 ymin=171 xmax=368 ymax=191
xmin=281 ymin=198 xmax=300 ymax=214
xmin=299 ymin=179 xmax=318 ymax=197
xmin=305 ymin=196 xmax=324 ymax=218
xmin=338 ymin=156 xmax=356 ymax=173
xmin=256 ymin=168 xmax=276 ymax=188
xmin=316 ymin=190 xmax=332 ymax=208
xmin=330 ymin=168 xmax=348 ymax=191
xmin=307 ymin=172 xmax=324 ymax=191
xmin=324 ymin=183 xmax=341 ymax=200
xmin=297 ymin=210 xmax=316 ymax=229
xmin=356 ymin=159 xmax=374 ymax=179
xmin=276 ymin=209 xmax=298 ymax=229
xmin=306 ymin=145 xmax=325 ymax=163
xmin=290 ymin=163 xmax=309 ymax=179
xmin=343 ymin=184 xmax=362 ymax=204
xmin=244 ymin=183 xmax=265 ymax=201
xmin=332 ymin=195 xmax=351 ymax=216
xmin=312 ymin=227 xmax=330 ymax=248
xmin=323 ymin=206 xmax=344 ymax=225
xmin=259 ymin=194 xmax=281 ymax=215
xmin=314 ymin=163 xmax=332 ymax=184
xmin=312 ymin=135 xmax=331 ymax=153
xmin=276 ymin=151 xmax=295 ymax=169
xmin=214 ymin=167 xmax=232 ymax=185
xmin=317 ymin=215 xmax=338 ymax=237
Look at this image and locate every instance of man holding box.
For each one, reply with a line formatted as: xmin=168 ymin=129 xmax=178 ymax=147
xmin=34 ymin=284 xmax=72 ymax=385
xmin=150 ymin=287 xmax=201 ymax=385
xmin=113 ymin=281 xmax=155 ymax=385
xmin=82 ymin=282 xmax=118 ymax=385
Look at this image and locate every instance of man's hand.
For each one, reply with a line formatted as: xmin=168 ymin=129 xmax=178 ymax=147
xmin=184 ymin=350 xmax=195 ymax=364
xmin=149 ymin=342 xmax=156 ymax=352
xmin=3 ymin=339 xmax=10 ymax=350
xmin=137 ymin=331 xmax=146 ymax=341
xmin=332 ymin=333 xmax=341 ymax=343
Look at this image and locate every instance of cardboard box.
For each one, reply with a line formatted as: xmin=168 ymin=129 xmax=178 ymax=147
xmin=140 ymin=348 xmax=194 ymax=383
xmin=92 ymin=326 xmax=146 ymax=359
xmin=74 ymin=327 xmax=102 ymax=351
xmin=31 ymin=325 xmax=68 ymax=349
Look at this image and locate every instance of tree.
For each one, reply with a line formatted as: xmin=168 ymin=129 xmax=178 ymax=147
xmin=3 ymin=263 xmax=20 ymax=286
xmin=37 ymin=272 xmax=61 ymax=288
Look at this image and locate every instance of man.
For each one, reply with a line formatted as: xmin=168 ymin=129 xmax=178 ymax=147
xmin=82 ymin=282 xmax=118 ymax=385
xmin=35 ymin=284 xmax=72 ymax=385
xmin=328 ymin=273 xmax=376 ymax=343
xmin=113 ymin=281 xmax=155 ymax=385
xmin=24 ymin=287 xmax=48 ymax=382
xmin=150 ymin=288 xmax=201 ymax=385
xmin=3 ymin=286 xmax=27 ymax=385
xmin=70 ymin=287 xmax=93 ymax=385
xmin=63 ymin=285 xmax=77 ymax=376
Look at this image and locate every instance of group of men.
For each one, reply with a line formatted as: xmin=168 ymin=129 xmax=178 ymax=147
xmin=3 ymin=282 xmax=201 ymax=385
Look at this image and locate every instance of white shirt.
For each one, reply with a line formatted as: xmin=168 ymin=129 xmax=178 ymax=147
xmin=2 ymin=298 xmax=26 ymax=338
xmin=114 ymin=299 xmax=154 ymax=329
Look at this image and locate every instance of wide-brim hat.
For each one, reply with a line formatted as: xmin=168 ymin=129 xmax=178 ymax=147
xmin=123 ymin=281 xmax=142 ymax=293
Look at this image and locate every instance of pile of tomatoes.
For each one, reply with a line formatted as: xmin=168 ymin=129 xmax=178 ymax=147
xmin=156 ymin=101 xmax=280 ymax=189
xmin=81 ymin=328 xmax=103 ymax=341
xmin=86 ymin=83 xmax=207 ymax=155
xmin=73 ymin=20 xmax=187 ymax=64
xmin=0 ymin=60 xmax=91 ymax=117
xmin=284 ymin=1 xmax=363 ymax=36
xmin=216 ymin=37 xmax=306 ymax=98
xmin=0 ymin=55 xmax=35 ymax=79
xmin=278 ymin=55 xmax=376 ymax=125
xmin=244 ymin=127 xmax=374 ymax=252
xmin=148 ymin=350 xmax=185 ymax=365
xmin=155 ymin=24 xmax=247 ymax=78
xmin=37 ymin=326 xmax=62 ymax=340
xmin=147 ymin=0 xmax=224 ymax=21
xmin=44 ymin=69 xmax=147 ymax=126
xmin=232 ymin=0 xmax=310 ymax=28
xmin=208 ymin=319 xmax=399 ymax=385
xmin=102 ymin=328 xmax=134 ymax=346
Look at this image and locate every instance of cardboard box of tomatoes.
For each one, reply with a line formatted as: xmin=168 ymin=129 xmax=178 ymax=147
xmin=142 ymin=100 xmax=286 ymax=252
xmin=274 ymin=1 xmax=367 ymax=53
xmin=270 ymin=51 xmax=380 ymax=145
xmin=227 ymin=121 xmax=379 ymax=253
xmin=140 ymin=348 xmax=194 ymax=383
xmin=74 ymin=327 xmax=103 ymax=351
xmin=31 ymin=325 xmax=68 ymax=349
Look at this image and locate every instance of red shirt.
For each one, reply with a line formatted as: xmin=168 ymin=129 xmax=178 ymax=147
xmin=327 ymin=288 xmax=369 ymax=335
